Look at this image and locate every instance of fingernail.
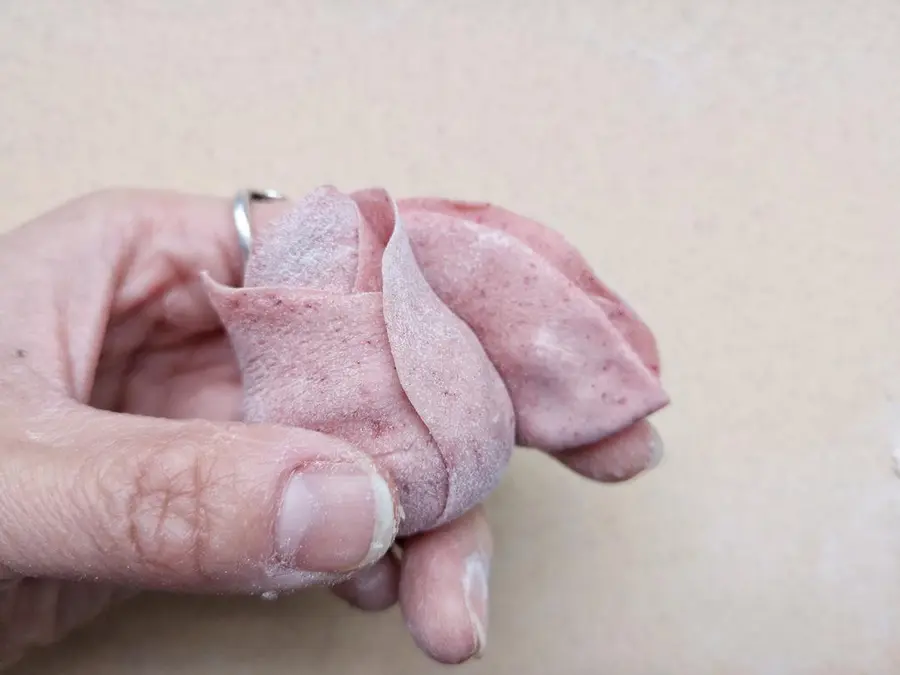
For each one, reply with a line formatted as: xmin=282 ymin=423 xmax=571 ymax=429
xmin=646 ymin=424 xmax=665 ymax=470
xmin=463 ymin=553 xmax=489 ymax=659
xmin=276 ymin=462 xmax=397 ymax=572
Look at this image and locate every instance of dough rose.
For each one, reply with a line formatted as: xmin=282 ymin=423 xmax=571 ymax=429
xmin=205 ymin=186 xmax=668 ymax=536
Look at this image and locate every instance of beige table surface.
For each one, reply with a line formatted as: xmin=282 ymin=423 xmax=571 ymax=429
xmin=2 ymin=1 xmax=899 ymax=673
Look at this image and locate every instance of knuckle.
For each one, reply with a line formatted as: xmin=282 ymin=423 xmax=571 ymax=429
xmin=62 ymin=188 xmax=135 ymax=221
xmin=77 ymin=187 xmax=142 ymax=209
xmin=68 ymin=188 xmax=160 ymax=235
xmin=94 ymin=422 xmax=232 ymax=583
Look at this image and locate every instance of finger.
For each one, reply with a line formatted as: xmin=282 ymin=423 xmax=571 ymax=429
xmin=554 ymin=419 xmax=664 ymax=482
xmin=0 ymin=579 xmax=117 ymax=669
xmin=90 ymin=188 xmax=288 ymax=333
xmin=399 ymin=507 xmax=492 ymax=664
xmin=0 ymin=190 xmax=294 ymax=394
xmin=10 ymin=188 xmax=290 ymax=293
xmin=6 ymin=579 xmax=63 ymax=650
xmin=331 ymin=552 xmax=401 ymax=612
xmin=142 ymin=191 xmax=292 ymax=332
xmin=52 ymin=582 xmax=121 ymax=637
xmin=0 ymin=406 xmax=399 ymax=593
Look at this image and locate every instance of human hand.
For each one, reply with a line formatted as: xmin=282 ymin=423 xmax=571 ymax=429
xmin=0 ymin=189 xmax=665 ymax=668
xmin=0 ymin=190 xmax=400 ymax=667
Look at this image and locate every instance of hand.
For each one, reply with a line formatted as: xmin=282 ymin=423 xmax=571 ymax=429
xmin=0 ymin=190 xmax=401 ymax=667
xmin=0 ymin=189 xmax=663 ymax=668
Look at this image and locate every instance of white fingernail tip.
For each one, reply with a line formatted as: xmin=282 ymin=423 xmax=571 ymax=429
xmin=362 ymin=471 xmax=398 ymax=566
xmin=463 ymin=553 xmax=489 ymax=658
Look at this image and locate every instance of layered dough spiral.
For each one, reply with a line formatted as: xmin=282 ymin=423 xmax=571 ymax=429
xmin=205 ymin=186 xmax=669 ymax=536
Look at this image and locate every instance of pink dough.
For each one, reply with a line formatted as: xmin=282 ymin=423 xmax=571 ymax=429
xmin=205 ymin=186 xmax=668 ymax=536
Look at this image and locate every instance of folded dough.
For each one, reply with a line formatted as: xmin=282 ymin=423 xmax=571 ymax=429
xmin=205 ymin=186 xmax=668 ymax=536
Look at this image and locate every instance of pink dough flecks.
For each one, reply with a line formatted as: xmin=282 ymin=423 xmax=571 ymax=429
xmin=205 ymin=185 xmax=669 ymax=537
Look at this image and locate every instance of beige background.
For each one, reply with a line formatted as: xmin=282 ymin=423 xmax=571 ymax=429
xmin=2 ymin=1 xmax=900 ymax=673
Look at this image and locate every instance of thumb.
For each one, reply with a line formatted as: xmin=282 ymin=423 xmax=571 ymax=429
xmin=0 ymin=407 xmax=399 ymax=593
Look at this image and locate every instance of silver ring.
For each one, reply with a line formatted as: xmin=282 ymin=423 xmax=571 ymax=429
xmin=233 ymin=189 xmax=287 ymax=263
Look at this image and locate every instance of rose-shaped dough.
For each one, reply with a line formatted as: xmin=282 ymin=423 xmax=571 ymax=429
xmin=205 ymin=186 xmax=669 ymax=537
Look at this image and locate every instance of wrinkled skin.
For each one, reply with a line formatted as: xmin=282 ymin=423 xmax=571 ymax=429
xmin=0 ymin=188 xmax=666 ymax=669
